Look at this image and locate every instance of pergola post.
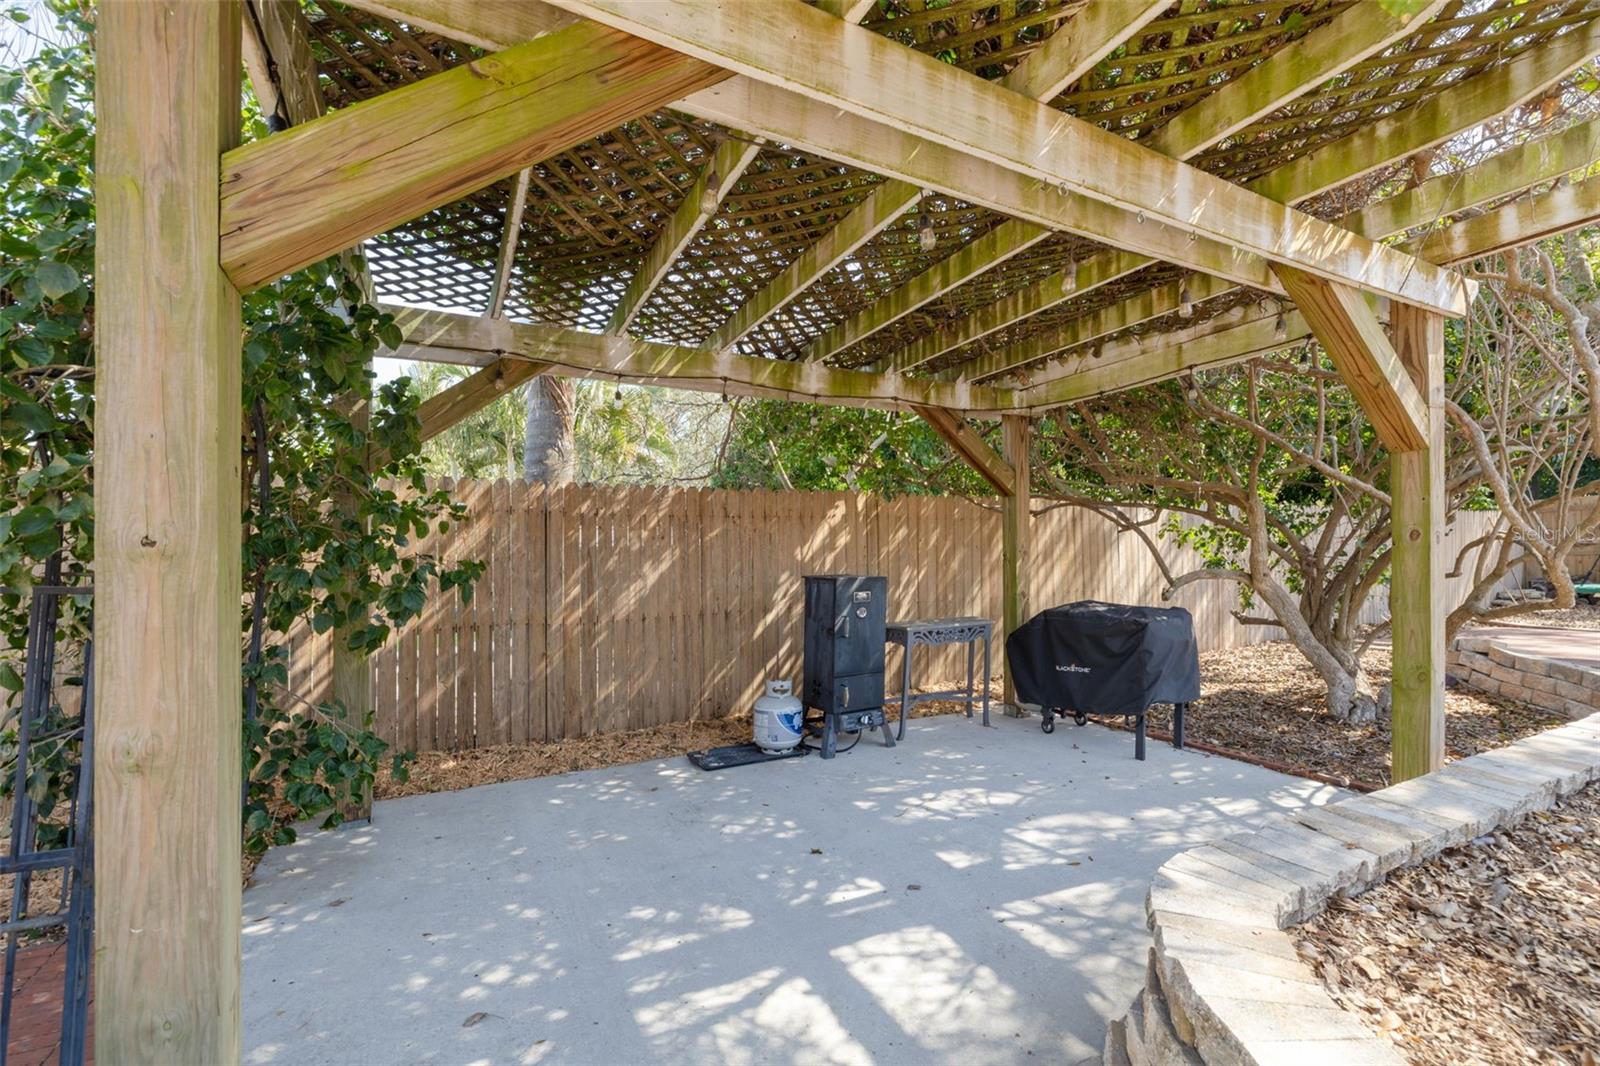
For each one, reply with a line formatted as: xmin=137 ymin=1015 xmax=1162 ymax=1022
xmin=1000 ymin=414 xmax=1032 ymax=714
xmin=94 ymin=1 xmax=243 ymax=1061
xmin=1389 ymin=306 xmax=1448 ymax=780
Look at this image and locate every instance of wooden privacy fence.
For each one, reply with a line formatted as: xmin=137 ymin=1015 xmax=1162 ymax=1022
xmin=284 ymin=484 xmax=1519 ymax=753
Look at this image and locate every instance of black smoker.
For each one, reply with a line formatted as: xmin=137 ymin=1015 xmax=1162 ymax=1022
xmin=802 ymin=575 xmax=896 ymax=758
xmin=1005 ymin=600 xmax=1199 ymax=760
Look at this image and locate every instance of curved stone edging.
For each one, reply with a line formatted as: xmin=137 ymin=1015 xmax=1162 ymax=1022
xmin=1104 ymin=713 xmax=1600 ymax=1066
xmin=1450 ymin=631 xmax=1599 ymax=720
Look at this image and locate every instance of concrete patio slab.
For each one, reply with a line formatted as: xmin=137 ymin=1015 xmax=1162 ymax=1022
xmin=242 ymin=715 xmax=1336 ymax=1066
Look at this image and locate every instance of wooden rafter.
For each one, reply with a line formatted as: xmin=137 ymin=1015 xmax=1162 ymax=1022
xmin=866 ymin=0 xmax=1462 ymax=374
xmin=242 ymin=0 xmax=322 ymax=126
xmin=1019 ymin=160 xmax=1600 ymax=407
xmin=1406 ymin=172 xmax=1600 ymax=266
xmin=487 ymin=168 xmax=532 ymax=318
xmin=910 ymin=405 xmax=1015 ymax=496
xmin=219 ymin=19 xmax=729 ymax=292
xmin=1143 ymin=0 xmax=1449 ymax=160
xmin=1250 ymin=16 xmax=1600 ymax=204
xmin=972 ymin=68 xmax=1600 ymax=384
xmin=539 ymin=0 xmax=1472 ymax=316
xmin=999 ymin=0 xmax=1171 ymax=106
xmin=706 ymin=179 xmax=922 ymax=351
xmin=386 ymin=304 xmax=1019 ymax=414
xmin=609 ymin=134 xmax=764 ymax=333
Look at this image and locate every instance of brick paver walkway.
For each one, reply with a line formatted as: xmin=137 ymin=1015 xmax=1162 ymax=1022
xmin=4 ymin=941 xmax=91 ymax=1066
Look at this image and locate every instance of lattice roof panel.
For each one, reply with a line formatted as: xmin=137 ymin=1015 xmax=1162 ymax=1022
xmin=281 ymin=0 xmax=1600 ymax=394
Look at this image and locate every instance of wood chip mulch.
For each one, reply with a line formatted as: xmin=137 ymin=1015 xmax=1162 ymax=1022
xmin=1295 ymin=784 xmax=1600 ymax=1066
xmin=1138 ymin=640 xmax=1568 ymax=789
xmin=374 ymin=685 xmax=997 ymax=801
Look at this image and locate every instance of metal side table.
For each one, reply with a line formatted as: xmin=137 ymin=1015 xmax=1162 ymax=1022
xmin=885 ymin=617 xmax=994 ymax=739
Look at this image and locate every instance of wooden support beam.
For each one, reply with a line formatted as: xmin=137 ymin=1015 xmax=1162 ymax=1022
xmin=1001 ymin=414 xmax=1032 ymax=713
xmin=1144 ymin=0 xmax=1448 ymax=160
xmin=812 ymin=0 xmax=878 ymax=23
xmin=1250 ymin=16 xmax=1600 ymax=204
xmin=964 ymin=272 xmax=1236 ymax=383
xmin=990 ymin=116 xmax=1600 ymax=385
xmin=1406 ymin=173 xmax=1600 ymax=266
xmin=1388 ymin=304 xmax=1447 ymax=781
xmin=487 ymin=168 xmax=533 ymax=318
xmin=95 ymin=2 xmax=243 ymax=1061
xmin=1273 ymin=266 xmax=1428 ymax=452
xmin=707 ymin=179 xmax=922 ymax=351
xmin=554 ymin=0 xmax=1472 ymax=316
xmin=1346 ymin=116 xmax=1600 ymax=244
xmin=242 ymin=0 xmax=322 ymax=126
xmin=610 ymin=135 xmax=764 ymax=334
xmin=877 ymin=12 xmax=1573 ymax=378
xmin=911 ymin=405 xmax=1014 ymax=496
xmin=385 ymin=304 xmax=1020 ymax=414
xmin=1015 ymin=302 xmax=1310 ymax=410
xmin=219 ymin=20 xmax=729 ymax=291
xmin=804 ymin=219 xmax=1053 ymax=363
xmin=420 ymin=359 xmax=551 ymax=443
xmin=1000 ymin=0 xmax=1170 ymax=104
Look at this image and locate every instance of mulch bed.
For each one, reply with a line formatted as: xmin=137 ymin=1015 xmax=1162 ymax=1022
xmin=1470 ymin=603 xmax=1600 ymax=632
xmin=375 ymin=686 xmax=996 ymax=801
xmin=1140 ymin=640 xmax=1567 ymax=789
xmin=1295 ymin=784 xmax=1600 ymax=1066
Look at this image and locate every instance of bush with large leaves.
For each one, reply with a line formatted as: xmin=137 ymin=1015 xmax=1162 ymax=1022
xmin=0 ymin=3 xmax=481 ymax=856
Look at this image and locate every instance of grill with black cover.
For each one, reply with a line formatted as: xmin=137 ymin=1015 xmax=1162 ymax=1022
xmin=1005 ymin=600 xmax=1198 ymax=759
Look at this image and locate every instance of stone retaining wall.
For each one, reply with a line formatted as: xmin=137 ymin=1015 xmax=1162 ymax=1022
xmin=1103 ymin=713 xmax=1600 ymax=1066
xmin=1449 ymin=634 xmax=1597 ymax=720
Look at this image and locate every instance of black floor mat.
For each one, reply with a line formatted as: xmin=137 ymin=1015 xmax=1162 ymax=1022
xmin=686 ymin=742 xmax=809 ymax=771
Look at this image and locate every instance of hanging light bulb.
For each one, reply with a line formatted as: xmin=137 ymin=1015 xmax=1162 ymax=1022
xmin=613 ymin=384 xmax=624 ymax=406
xmin=1273 ymin=311 xmax=1288 ymax=342
xmin=1178 ymin=279 xmax=1194 ymax=319
xmin=1060 ymin=268 xmax=1078 ymax=296
xmin=699 ymin=166 xmax=721 ymax=215
xmin=918 ymin=210 xmax=937 ymax=253
xmin=1301 ymin=341 xmax=1315 ymax=365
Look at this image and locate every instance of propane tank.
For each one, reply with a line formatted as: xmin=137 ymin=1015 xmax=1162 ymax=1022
xmin=753 ymin=679 xmax=804 ymax=753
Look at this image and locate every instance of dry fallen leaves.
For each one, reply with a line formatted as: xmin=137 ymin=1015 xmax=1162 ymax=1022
xmin=1297 ymin=784 xmax=1600 ymax=1066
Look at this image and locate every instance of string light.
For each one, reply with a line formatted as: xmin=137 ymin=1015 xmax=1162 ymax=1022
xmin=1060 ymin=268 xmax=1078 ymax=296
xmin=1177 ymin=278 xmax=1193 ymax=319
xmin=917 ymin=210 xmax=937 ymax=253
xmin=1273 ymin=311 xmax=1288 ymax=343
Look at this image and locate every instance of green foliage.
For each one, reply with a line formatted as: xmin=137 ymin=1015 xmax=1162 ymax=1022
xmin=0 ymin=3 xmax=481 ymax=857
xmin=714 ymin=400 xmax=995 ymax=498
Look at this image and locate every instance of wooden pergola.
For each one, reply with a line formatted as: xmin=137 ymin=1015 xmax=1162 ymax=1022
xmin=95 ymin=0 xmax=1600 ymax=1059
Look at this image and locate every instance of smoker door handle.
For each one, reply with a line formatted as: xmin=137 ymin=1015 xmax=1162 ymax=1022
xmin=843 ymin=685 xmax=850 ymax=707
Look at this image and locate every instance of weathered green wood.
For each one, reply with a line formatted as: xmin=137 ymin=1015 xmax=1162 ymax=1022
xmin=1144 ymin=0 xmax=1448 ymax=159
xmin=804 ymin=219 xmax=1052 ymax=362
xmin=1407 ymin=172 xmax=1600 ymax=266
xmin=95 ymin=2 xmax=243 ymax=1060
xmin=547 ymin=0 xmax=1471 ymax=316
xmin=881 ymin=249 xmax=1153 ymax=374
xmin=609 ymin=135 xmax=764 ymax=334
xmin=1389 ymin=306 xmax=1447 ymax=782
xmin=707 ymin=179 xmax=921 ymax=351
xmin=1000 ymin=0 xmax=1170 ymax=103
xmin=1250 ymin=18 xmax=1600 ymax=204
xmin=1347 ymin=116 xmax=1600 ymax=243
xmin=219 ymin=19 xmax=729 ymax=291
xmin=963 ymin=273 xmax=1235 ymax=383
xmin=982 ymin=114 xmax=1600 ymax=384
xmin=386 ymin=304 xmax=1021 ymax=414
xmin=1001 ymin=414 xmax=1031 ymax=713
xmin=1015 ymin=304 xmax=1309 ymax=410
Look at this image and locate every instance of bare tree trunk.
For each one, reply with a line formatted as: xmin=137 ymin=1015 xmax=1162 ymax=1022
xmin=523 ymin=375 xmax=575 ymax=484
